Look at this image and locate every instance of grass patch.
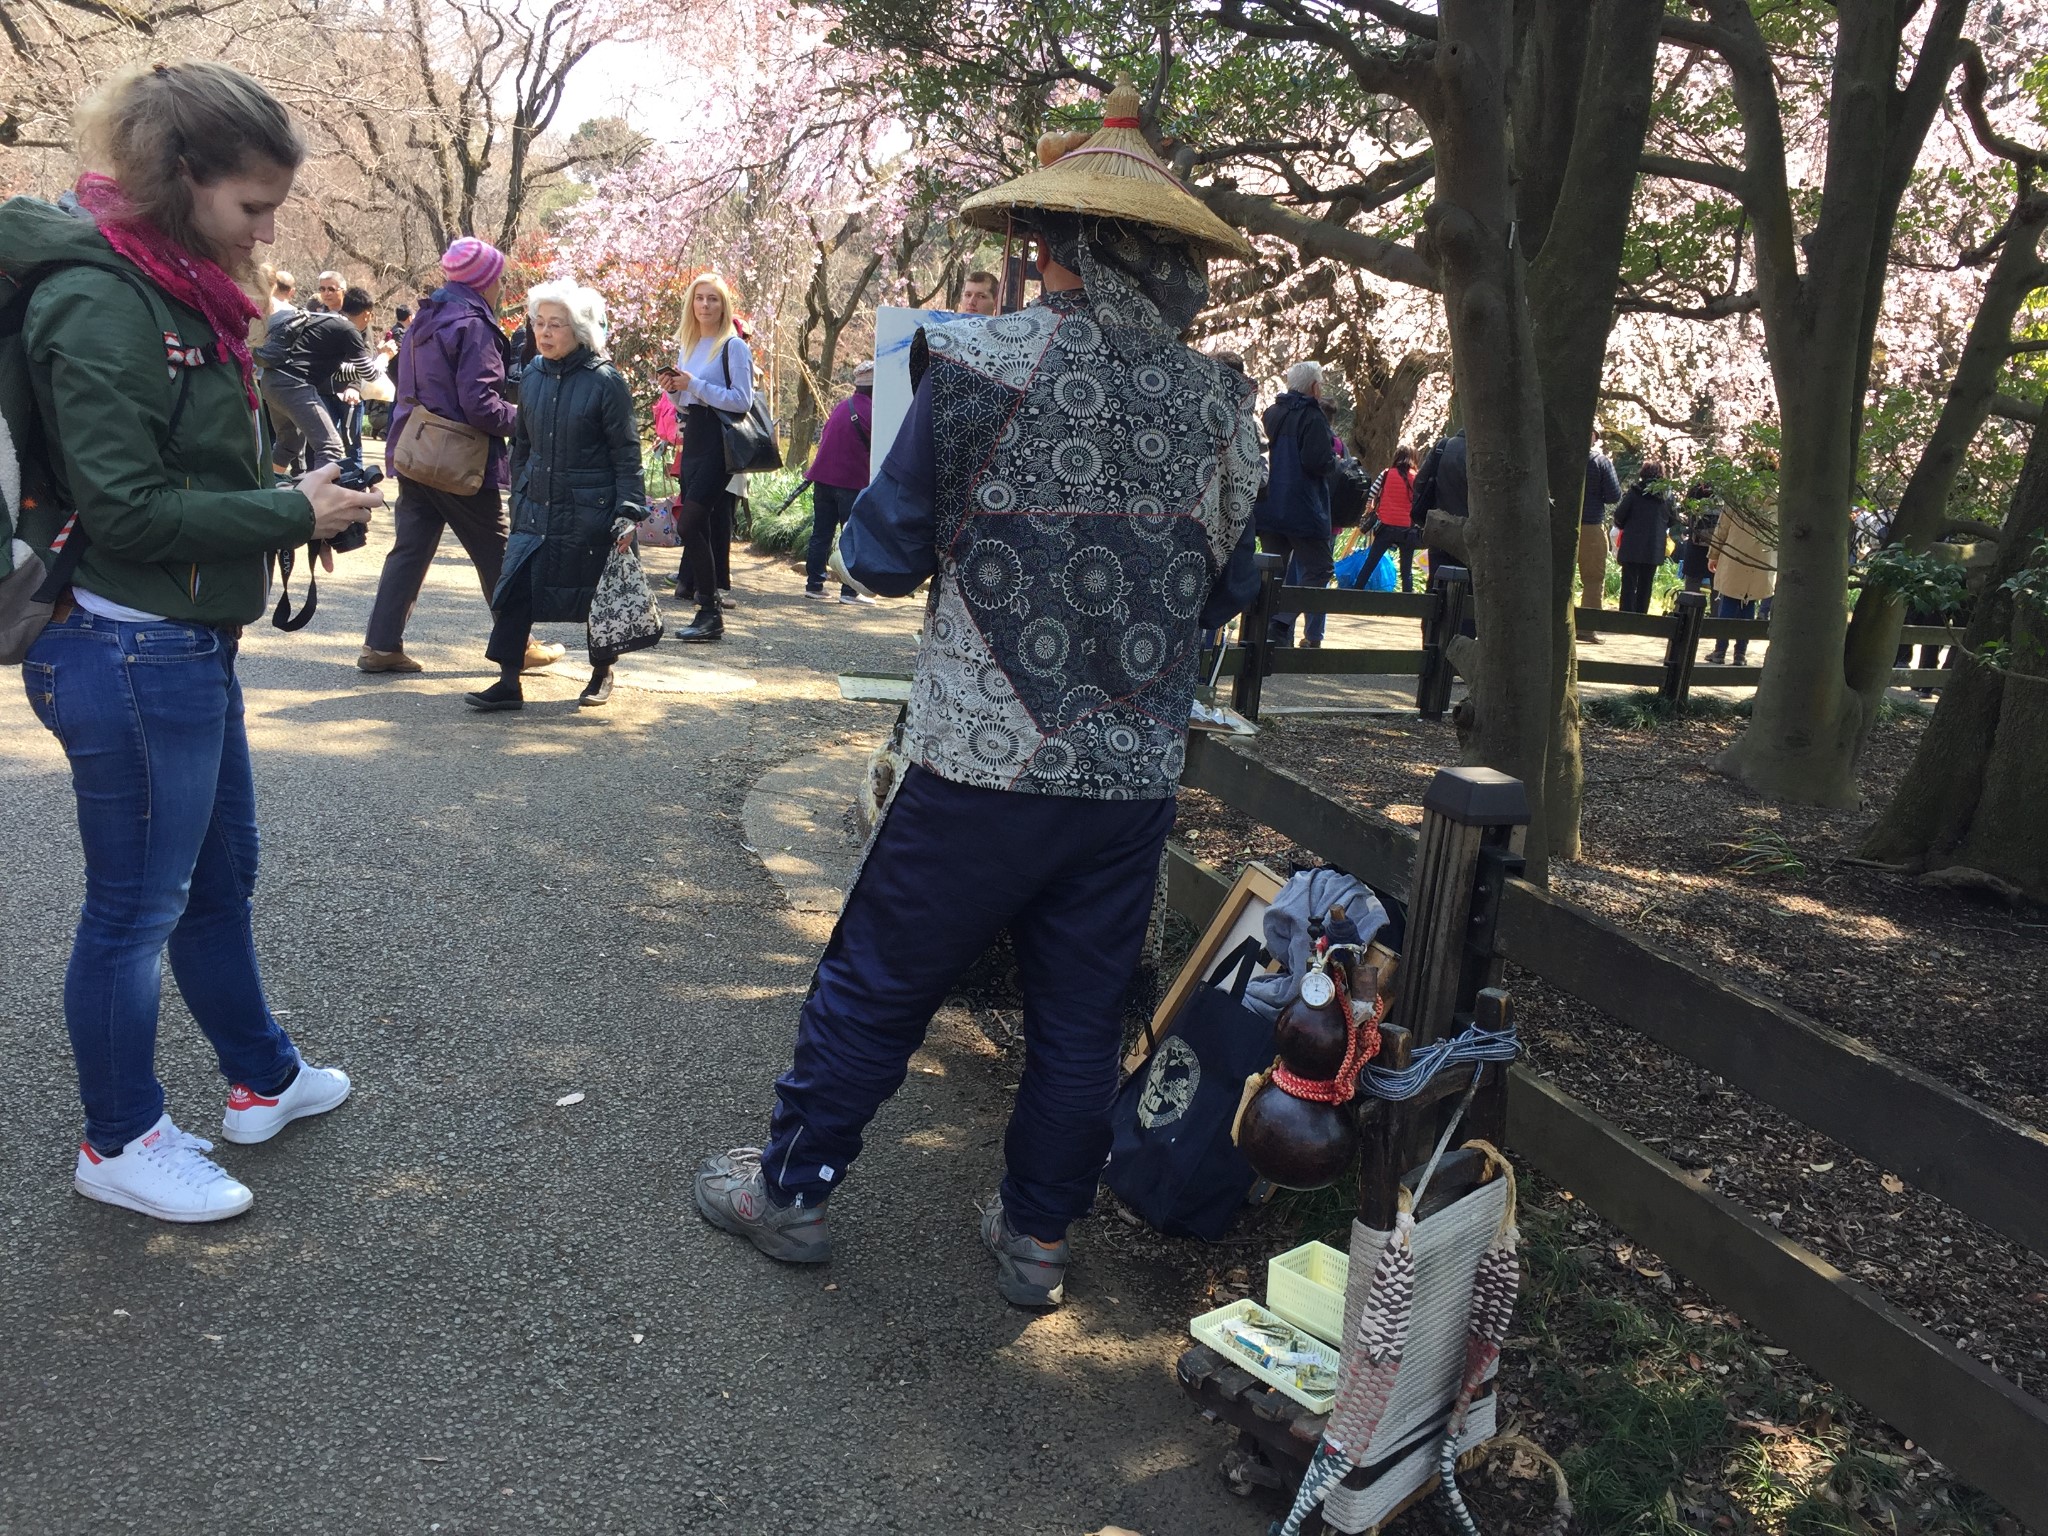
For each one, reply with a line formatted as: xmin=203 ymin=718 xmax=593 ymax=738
xmin=1481 ymin=1195 xmax=2011 ymax=1534
xmin=743 ymin=468 xmax=813 ymax=555
xmin=1714 ymin=826 xmax=1809 ymax=879
xmin=1872 ymin=693 xmax=1933 ymax=726
xmin=1517 ymin=1205 xmax=1748 ymax=1532
xmin=1580 ymin=689 xmax=1751 ymax=730
xmin=1725 ymin=1427 xmax=1909 ymax=1535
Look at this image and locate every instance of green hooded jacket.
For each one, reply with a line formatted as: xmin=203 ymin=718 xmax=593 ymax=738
xmin=0 ymin=195 xmax=313 ymax=625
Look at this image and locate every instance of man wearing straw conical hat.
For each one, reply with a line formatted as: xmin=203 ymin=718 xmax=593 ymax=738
xmin=696 ymin=83 xmax=1262 ymax=1309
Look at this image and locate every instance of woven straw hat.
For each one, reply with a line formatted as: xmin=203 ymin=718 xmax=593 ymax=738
xmin=959 ymin=82 xmax=1256 ymax=262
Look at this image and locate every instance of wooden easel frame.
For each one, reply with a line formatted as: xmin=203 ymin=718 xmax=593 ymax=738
xmin=1124 ymin=861 xmax=1286 ymax=1075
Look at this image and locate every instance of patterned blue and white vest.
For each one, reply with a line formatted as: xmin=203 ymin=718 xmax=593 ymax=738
xmin=905 ymin=288 xmax=1260 ymax=800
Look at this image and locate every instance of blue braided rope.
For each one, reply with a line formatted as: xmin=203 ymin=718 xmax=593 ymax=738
xmin=1361 ymin=1023 xmax=1520 ymax=1101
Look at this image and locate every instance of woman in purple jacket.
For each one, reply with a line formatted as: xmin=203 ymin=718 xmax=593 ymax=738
xmin=803 ymin=360 xmax=876 ymax=602
xmin=360 ymin=238 xmax=560 ymax=675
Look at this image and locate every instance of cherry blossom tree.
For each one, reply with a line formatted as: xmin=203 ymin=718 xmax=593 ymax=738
xmin=547 ymin=25 xmax=985 ymax=447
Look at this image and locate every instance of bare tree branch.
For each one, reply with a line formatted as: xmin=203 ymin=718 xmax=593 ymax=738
xmin=1658 ymin=13 xmax=1740 ymax=54
xmin=1614 ymin=287 xmax=1761 ymax=320
xmin=1956 ymin=37 xmax=2048 ymax=171
xmin=1346 ymin=0 xmax=1438 ymax=38
xmin=1640 ymin=150 xmax=1742 ymax=195
xmin=1194 ymin=182 xmax=1438 ymax=290
xmin=1600 ymin=387 xmax=1701 ymax=432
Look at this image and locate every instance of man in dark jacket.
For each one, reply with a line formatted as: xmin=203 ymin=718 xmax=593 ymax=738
xmin=692 ymin=85 xmax=1262 ymax=1310
xmin=1412 ymin=427 xmax=1469 ymax=519
xmin=1256 ymin=360 xmax=1337 ymax=646
xmin=360 ymin=237 xmax=557 ymax=674
xmin=258 ymin=290 xmax=371 ymax=475
xmin=1612 ymin=462 xmax=1675 ymax=614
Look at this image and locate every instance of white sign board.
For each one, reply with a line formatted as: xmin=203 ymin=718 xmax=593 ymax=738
xmin=869 ymin=305 xmax=975 ymax=484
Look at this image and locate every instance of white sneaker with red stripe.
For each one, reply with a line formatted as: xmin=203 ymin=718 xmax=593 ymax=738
xmin=74 ymin=1114 xmax=254 ymax=1223
xmin=220 ymin=1060 xmax=352 ymax=1145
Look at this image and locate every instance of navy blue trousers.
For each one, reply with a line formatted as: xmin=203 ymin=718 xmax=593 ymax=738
xmin=761 ymin=765 xmax=1175 ymax=1242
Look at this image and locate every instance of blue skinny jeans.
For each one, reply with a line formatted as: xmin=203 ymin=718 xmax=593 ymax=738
xmin=804 ymin=481 xmax=859 ymax=597
xmin=22 ymin=608 xmax=299 ymax=1153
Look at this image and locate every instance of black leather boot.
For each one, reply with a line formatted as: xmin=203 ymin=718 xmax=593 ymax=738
xmin=677 ymin=602 xmax=724 ymax=643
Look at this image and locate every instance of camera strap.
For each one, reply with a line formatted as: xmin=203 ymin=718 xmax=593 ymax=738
xmin=269 ymin=543 xmax=320 ymax=631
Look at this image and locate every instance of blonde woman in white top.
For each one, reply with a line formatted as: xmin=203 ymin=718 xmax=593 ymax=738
xmin=657 ymin=272 xmax=754 ymax=642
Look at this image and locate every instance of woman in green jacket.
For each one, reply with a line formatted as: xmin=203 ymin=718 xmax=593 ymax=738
xmin=9 ymin=63 xmax=382 ymax=1223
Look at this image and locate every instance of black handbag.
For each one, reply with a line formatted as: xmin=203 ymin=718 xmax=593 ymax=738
xmin=715 ymin=341 xmax=783 ymax=475
xmin=1106 ymin=937 xmax=1275 ymax=1241
xmin=1330 ymin=456 xmax=1371 ymax=528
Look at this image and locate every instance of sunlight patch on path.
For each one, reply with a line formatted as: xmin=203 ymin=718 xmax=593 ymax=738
xmin=740 ymin=737 xmax=882 ymax=915
xmin=540 ymin=652 xmax=757 ymax=694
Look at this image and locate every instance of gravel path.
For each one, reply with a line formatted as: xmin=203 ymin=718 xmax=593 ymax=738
xmin=0 ymin=509 xmax=1264 ymax=1536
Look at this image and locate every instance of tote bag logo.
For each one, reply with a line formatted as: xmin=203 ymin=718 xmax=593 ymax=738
xmin=1137 ymin=1035 xmax=1201 ymax=1129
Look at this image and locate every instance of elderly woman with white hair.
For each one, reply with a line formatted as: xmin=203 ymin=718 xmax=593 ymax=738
xmin=467 ymin=280 xmax=645 ymax=710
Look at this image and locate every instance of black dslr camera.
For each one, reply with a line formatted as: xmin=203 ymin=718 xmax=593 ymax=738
xmin=323 ymin=462 xmax=383 ymax=554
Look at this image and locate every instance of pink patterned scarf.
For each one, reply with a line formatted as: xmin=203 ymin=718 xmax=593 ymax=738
xmin=72 ymin=172 xmax=262 ymax=405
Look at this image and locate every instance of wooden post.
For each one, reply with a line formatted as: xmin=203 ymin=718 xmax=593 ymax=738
xmin=1661 ymin=590 xmax=1707 ymax=705
xmin=1390 ymin=767 xmax=1529 ymax=1046
xmin=1356 ymin=1024 xmax=1414 ymax=1231
xmin=1463 ymin=988 xmax=1513 ymax=1151
xmin=1231 ymin=552 xmax=1286 ymax=721
xmin=1392 ymin=771 xmax=1528 ymax=1172
xmin=1416 ymin=564 xmax=1470 ymax=719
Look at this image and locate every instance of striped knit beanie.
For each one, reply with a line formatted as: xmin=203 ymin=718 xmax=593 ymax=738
xmin=442 ymin=236 xmax=505 ymax=291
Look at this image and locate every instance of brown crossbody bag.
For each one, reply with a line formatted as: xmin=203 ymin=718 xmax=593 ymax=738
xmin=390 ymin=395 xmax=489 ymax=495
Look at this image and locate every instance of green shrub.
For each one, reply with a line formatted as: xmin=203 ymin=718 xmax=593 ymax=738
xmin=744 ymin=468 xmax=814 ymax=555
xmin=1580 ymin=689 xmax=1749 ymax=729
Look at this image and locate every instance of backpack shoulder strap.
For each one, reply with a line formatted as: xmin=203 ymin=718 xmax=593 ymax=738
xmin=1204 ymin=935 xmax=1270 ymax=1003
xmin=14 ymin=259 xmax=201 ymax=599
xmin=92 ymin=262 xmax=201 ymax=439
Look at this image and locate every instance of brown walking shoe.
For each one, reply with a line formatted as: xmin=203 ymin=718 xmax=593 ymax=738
xmin=521 ymin=641 xmax=567 ymax=672
xmin=357 ymin=646 xmax=422 ymax=674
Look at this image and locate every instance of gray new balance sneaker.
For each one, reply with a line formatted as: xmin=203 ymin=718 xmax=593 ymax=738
xmin=980 ymin=1195 xmax=1069 ymax=1310
xmin=694 ymin=1148 xmax=832 ymax=1264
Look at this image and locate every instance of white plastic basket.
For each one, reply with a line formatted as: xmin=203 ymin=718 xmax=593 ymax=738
xmin=1190 ymin=1298 xmax=1340 ymax=1413
xmin=1267 ymin=1240 xmax=1350 ymax=1346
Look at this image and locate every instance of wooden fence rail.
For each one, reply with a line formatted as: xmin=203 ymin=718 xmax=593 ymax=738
xmin=1178 ymin=732 xmax=2048 ymax=1261
xmin=1157 ymin=764 xmax=2048 ymax=1526
xmin=1218 ymin=561 xmax=1962 ymax=720
xmin=1507 ymin=1073 xmax=2048 ymax=1529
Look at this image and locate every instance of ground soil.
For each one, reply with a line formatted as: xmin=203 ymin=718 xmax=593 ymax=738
xmin=1159 ymin=706 xmax=2048 ymax=1533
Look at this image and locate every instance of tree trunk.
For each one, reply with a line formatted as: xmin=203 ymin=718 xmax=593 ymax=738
xmin=1522 ymin=0 xmax=1665 ymax=865
xmin=1717 ymin=364 xmax=1868 ymax=806
xmin=1842 ymin=199 xmax=2048 ymax=736
xmin=1424 ymin=0 xmax=1558 ymax=865
xmin=1711 ymin=0 xmax=1967 ymax=806
xmin=1350 ymin=350 xmax=1439 ymax=474
xmin=789 ymin=278 xmax=825 ymax=466
xmin=1862 ymin=417 xmax=2048 ymax=901
xmin=790 ymin=245 xmax=884 ymax=466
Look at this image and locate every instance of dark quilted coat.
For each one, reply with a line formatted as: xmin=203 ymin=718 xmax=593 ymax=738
xmin=495 ymin=346 xmax=643 ymax=622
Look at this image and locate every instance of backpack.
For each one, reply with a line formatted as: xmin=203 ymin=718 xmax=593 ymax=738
xmin=1105 ymin=937 xmax=1276 ymax=1240
xmin=251 ymin=306 xmax=312 ymax=370
xmin=0 ymin=253 xmax=201 ymax=663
